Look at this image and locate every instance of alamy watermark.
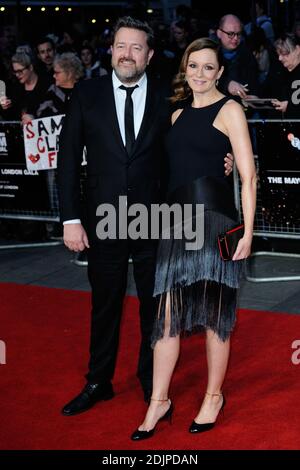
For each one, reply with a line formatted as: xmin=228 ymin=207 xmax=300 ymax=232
xmin=291 ymin=80 xmax=300 ymax=105
xmin=0 ymin=340 xmax=6 ymax=365
xmin=291 ymin=339 xmax=300 ymax=365
xmin=96 ymin=196 xmax=205 ymax=250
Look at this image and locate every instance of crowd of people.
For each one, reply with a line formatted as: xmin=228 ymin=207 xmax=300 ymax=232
xmin=0 ymin=1 xmax=300 ymax=123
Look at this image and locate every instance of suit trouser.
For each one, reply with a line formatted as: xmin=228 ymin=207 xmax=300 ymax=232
xmin=86 ymin=238 xmax=157 ymax=391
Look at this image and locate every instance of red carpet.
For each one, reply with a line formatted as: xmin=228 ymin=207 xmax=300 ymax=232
xmin=0 ymin=282 xmax=299 ymax=450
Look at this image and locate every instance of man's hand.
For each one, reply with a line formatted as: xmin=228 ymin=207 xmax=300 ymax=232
xmin=228 ymin=80 xmax=249 ymax=99
xmin=224 ymin=152 xmax=234 ymax=176
xmin=63 ymin=223 xmax=90 ymax=252
xmin=241 ymin=94 xmax=259 ymax=107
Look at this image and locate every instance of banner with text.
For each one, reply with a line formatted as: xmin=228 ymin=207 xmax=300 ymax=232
xmin=0 ymin=122 xmax=52 ymax=215
xmin=23 ymin=115 xmax=65 ymax=171
xmin=255 ymin=121 xmax=300 ymax=225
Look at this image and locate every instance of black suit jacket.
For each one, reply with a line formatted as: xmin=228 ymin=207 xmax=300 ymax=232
xmin=57 ymin=74 xmax=171 ymax=241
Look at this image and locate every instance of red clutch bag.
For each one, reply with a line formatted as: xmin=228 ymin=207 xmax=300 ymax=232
xmin=217 ymin=224 xmax=244 ymax=261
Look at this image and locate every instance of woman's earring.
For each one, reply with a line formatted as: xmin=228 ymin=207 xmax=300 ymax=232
xmin=216 ymin=79 xmax=219 ymax=87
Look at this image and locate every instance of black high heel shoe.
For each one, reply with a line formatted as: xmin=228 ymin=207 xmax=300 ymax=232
xmin=189 ymin=392 xmax=226 ymax=434
xmin=131 ymin=398 xmax=173 ymax=441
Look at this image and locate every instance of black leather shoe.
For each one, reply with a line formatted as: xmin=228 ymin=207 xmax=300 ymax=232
xmin=131 ymin=399 xmax=173 ymax=441
xmin=189 ymin=394 xmax=226 ymax=434
xmin=61 ymin=382 xmax=114 ymax=416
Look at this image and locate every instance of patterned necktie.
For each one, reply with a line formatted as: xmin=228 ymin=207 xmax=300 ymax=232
xmin=119 ymin=84 xmax=138 ymax=156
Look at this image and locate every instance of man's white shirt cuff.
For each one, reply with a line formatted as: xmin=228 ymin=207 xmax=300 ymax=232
xmin=63 ymin=219 xmax=81 ymax=224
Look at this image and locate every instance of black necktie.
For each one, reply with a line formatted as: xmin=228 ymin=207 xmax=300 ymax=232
xmin=120 ymin=85 xmax=138 ymax=156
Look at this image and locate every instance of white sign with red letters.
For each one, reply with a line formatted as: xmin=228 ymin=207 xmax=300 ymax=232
xmin=23 ymin=114 xmax=65 ymax=171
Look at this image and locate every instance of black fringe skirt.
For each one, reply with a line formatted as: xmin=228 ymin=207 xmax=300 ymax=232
xmin=151 ymin=177 xmax=245 ymax=346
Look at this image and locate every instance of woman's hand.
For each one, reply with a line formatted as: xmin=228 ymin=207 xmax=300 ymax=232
xmin=21 ymin=113 xmax=34 ymax=125
xmin=232 ymin=235 xmax=252 ymax=261
xmin=271 ymin=99 xmax=288 ymax=113
xmin=0 ymin=96 xmax=12 ymax=110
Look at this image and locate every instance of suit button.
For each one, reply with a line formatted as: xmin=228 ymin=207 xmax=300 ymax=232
xmin=127 ymin=187 xmax=132 ymax=192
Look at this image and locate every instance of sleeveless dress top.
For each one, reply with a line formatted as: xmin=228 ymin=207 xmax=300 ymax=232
xmin=167 ymin=97 xmax=232 ymax=194
xmin=152 ymin=96 xmax=245 ymax=345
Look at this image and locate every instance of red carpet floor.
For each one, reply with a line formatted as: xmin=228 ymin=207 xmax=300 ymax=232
xmin=0 ymin=282 xmax=300 ymax=450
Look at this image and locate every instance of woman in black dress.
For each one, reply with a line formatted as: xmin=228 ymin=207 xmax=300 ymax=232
xmin=131 ymin=38 xmax=257 ymax=439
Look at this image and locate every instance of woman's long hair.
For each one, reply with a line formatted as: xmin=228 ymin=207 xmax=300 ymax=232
xmin=170 ymin=37 xmax=223 ymax=103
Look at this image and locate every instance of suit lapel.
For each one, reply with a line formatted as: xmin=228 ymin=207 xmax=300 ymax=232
xmin=99 ymin=75 xmax=160 ymax=163
xmin=128 ymin=78 xmax=159 ymax=162
xmin=101 ymin=76 xmax=127 ymax=161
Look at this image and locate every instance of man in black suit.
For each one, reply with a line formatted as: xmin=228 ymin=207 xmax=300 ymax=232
xmin=58 ymin=17 xmax=169 ymax=415
xmin=58 ymin=16 xmax=233 ymax=416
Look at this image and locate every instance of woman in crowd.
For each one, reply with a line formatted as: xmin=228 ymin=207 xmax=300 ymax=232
xmin=36 ymin=52 xmax=84 ymax=118
xmin=272 ymin=33 xmax=300 ymax=117
xmin=0 ymin=52 xmax=51 ymax=122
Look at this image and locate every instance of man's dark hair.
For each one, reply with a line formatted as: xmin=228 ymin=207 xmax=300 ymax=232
xmin=112 ymin=16 xmax=155 ymax=49
xmin=174 ymin=20 xmax=190 ymax=32
xmin=80 ymin=44 xmax=96 ymax=59
xmin=256 ymin=0 xmax=268 ymax=14
xmin=36 ymin=36 xmax=55 ymax=50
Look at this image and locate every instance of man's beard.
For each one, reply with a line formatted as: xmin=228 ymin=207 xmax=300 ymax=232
xmin=113 ymin=59 xmax=145 ymax=84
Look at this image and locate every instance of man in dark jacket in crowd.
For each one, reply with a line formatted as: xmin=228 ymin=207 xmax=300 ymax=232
xmin=217 ymin=14 xmax=260 ymax=100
